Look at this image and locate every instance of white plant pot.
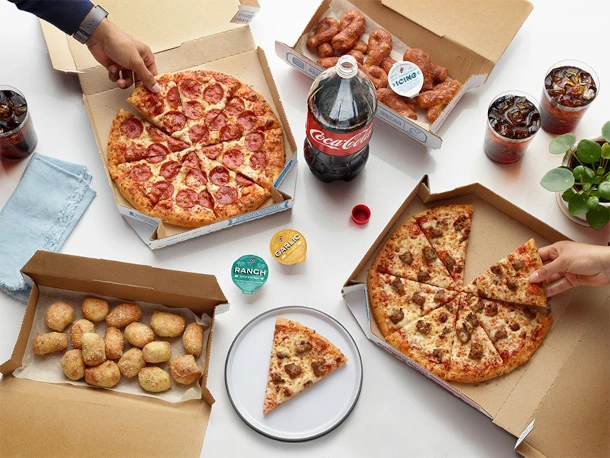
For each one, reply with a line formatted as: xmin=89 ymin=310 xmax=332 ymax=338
xmin=555 ymin=136 xmax=610 ymax=227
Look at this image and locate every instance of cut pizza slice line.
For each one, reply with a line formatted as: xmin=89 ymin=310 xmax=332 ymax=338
xmin=467 ymin=239 xmax=547 ymax=308
xmin=385 ymin=296 xmax=460 ymax=380
xmin=150 ymin=149 xmax=217 ymax=227
xmin=367 ymin=271 xmax=458 ymax=337
xmin=174 ymin=70 xmax=243 ymax=146
xmin=196 ymin=128 xmax=284 ymax=189
xmin=110 ymin=151 xmax=186 ymax=216
xmin=414 ymin=204 xmax=473 ymax=286
xmin=127 ymin=73 xmax=182 ymax=133
xmin=474 ymin=297 xmax=553 ymax=375
xmin=107 ymin=109 xmax=190 ymax=169
xmin=217 ymin=85 xmax=282 ymax=143
xmin=371 ymin=218 xmax=456 ymax=290
xmin=446 ymin=294 xmax=505 ymax=383
xmin=197 ymin=153 xmax=270 ymax=222
xmin=263 ymin=317 xmax=348 ymax=415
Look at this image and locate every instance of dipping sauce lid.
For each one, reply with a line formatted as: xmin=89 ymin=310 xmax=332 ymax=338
xmin=270 ymin=229 xmax=307 ymax=264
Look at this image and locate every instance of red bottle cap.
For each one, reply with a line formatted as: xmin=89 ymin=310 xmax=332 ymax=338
xmin=351 ymin=204 xmax=371 ymax=225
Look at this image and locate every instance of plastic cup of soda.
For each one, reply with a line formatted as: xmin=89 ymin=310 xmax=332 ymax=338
xmin=0 ymin=85 xmax=37 ymax=160
xmin=484 ymin=90 xmax=541 ymax=164
xmin=540 ymin=60 xmax=599 ymax=135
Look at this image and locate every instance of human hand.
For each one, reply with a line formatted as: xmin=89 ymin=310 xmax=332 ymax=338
xmin=528 ymin=241 xmax=610 ymax=297
xmin=86 ymin=18 xmax=159 ymax=93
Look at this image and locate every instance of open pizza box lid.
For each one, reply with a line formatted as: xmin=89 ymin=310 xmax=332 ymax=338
xmin=342 ymin=176 xmax=609 ymax=458
xmin=39 ymin=0 xmax=299 ymax=249
xmin=0 ymin=251 xmax=229 ymax=457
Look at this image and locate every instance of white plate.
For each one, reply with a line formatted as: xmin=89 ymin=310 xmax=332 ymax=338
xmin=225 ymin=306 xmax=363 ymax=442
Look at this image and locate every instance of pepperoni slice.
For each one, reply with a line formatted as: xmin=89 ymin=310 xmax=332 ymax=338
xmin=147 ymin=143 xmax=169 ymax=159
xmin=163 ymin=111 xmax=187 ymax=133
xmin=208 ymin=112 xmax=227 ymax=131
xmin=245 ymin=131 xmax=264 ymax=152
xmin=147 ymin=155 xmax=166 ymax=164
xmin=201 ymin=144 xmax=222 ymax=159
xmin=167 ymin=86 xmax=180 ymax=108
xmin=209 ymin=166 xmax=230 ymax=185
xmin=222 ymin=148 xmax=244 ymax=169
xmin=198 ymin=190 xmax=214 ymax=209
xmin=183 ymin=100 xmax=205 ymax=120
xmin=236 ymin=174 xmax=254 ymax=186
xmin=250 ymin=151 xmax=268 ymax=170
xmin=237 ymin=110 xmax=257 ymax=131
xmin=147 ymin=126 xmax=167 ymax=142
xmin=216 ymin=186 xmax=238 ymax=205
xmin=205 ymin=109 xmax=221 ymax=126
xmin=148 ymin=181 xmax=174 ymax=204
xmin=124 ymin=145 xmax=146 ymax=161
xmin=167 ymin=137 xmax=189 ymax=152
xmin=160 ymin=161 xmax=181 ymax=180
xmin=225 ymin=97 xmax=245 ymax=117
xmin=129 ymin=164 xmax=152 ymax=182
xmin=188 ymin=124 xmax=210 ymax=144
xmin=220 ymin=124 xmax=243 ymax=142
xmin=204 ymin=83 xmax=224 ymax=104
xmin=120 ymin=118 xmax=144 ymax=138
xmin=185 ymin=168 xmax=207 ymax=187
xmin=178 ymin=78 xmax=202 ymax=99
xmin=176 ymin=189 xmax=198 ymax=209
xmin=144 ymin=93 xmax=164 ymax=117
xmin=183 ymin=151 xmax=200 ymax=168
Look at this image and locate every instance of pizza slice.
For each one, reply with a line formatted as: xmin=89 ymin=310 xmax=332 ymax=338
xmin=198 ymin=153 xmax=270 ymax=221
xmin=263 ymin=317 xmax=347 ymax=414
xmin=446 ymin=294 xmax=505 ymax=383
xmin=107 ymin=109 xmax=190 ymax=168
xmin=474 ymin=298 xmax=553 ymax=375
xmin=217 ymin=85 xmax=282 ymax=142
xmin=371 ymin=218 xmax=456 ymax=289
xmin=367 ymin=271 xmax=457 ymax=337
xmin=110 ymin=151 xmax=186 ymax=216
xmin=197 ymin=128 xmax=284 ymax=189
xmin=174 ymin=70 xmax=242 ymax=145
xmin=385 ymin=297 xmax=459 ymax=380
xmin=414 ymin=204 xmax=473 ymax=286
xmin=127 ymin=74 xmax=183 ymax=134
xmin=468 ymin=239 xmax=547 ymax=308
xmin=150 ymin=150 xmax=217 ymax=227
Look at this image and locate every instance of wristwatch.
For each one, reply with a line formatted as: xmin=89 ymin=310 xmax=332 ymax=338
xmin=73 ymin=5 xmax=109 ymax=44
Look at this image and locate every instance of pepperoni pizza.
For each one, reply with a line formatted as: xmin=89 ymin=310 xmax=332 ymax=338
xmin=368 ymin=205 xmax=553 ymax=383
xmin=108 ymin=70 xmax=285 ymax=227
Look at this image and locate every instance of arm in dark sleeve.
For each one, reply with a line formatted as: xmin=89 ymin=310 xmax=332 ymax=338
xmin=7 ymin=0 xmax=95 ymax=35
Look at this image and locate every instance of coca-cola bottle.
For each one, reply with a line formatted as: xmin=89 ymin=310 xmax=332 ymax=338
xmin=304 ymin=55 xmax=377 ymax=182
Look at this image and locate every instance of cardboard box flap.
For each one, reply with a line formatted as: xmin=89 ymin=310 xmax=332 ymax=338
xmin=21 ymin=251 xmax=227 ymax=314
xmin=41 ymin=0 xmax=255 ymax=73
xmin=381 ymin=0 xmax=533 ymax=65
xmin=0 ymin=376 xmax=211 ymax=458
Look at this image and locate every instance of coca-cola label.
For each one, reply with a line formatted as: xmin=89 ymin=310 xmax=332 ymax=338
xmin=306 ymin=113 xmax=374 ymax=157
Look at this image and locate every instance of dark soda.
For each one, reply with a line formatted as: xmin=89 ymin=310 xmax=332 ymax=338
xmin=540 ymin=62 xmax=598 ymax=134
xmin=0 ymin=87 xmax=37 ymax=160
xmin=304 ymin=55 xmax=377 ymax=182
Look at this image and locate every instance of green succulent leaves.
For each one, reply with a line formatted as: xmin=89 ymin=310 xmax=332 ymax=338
xmin=549 ymin=133 xmax=576 ymax=154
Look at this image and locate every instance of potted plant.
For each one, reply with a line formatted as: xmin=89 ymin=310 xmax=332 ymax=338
xmin=540 ymin=121 xmax=610 ymax=230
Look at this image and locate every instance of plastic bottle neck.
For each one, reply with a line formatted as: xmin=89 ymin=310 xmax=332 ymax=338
xmin=336 ymin=55 xmax=358 ymax=79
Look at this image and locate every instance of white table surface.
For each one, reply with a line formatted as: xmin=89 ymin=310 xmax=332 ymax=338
xmin=1 ymin=0 xmax=609 ymax=456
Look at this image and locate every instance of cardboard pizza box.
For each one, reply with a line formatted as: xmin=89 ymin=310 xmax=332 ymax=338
xmin=0 ymin=250 xmax=229 ymax=457
xmin=39 ymin=0 xmax=298 ymax=249
xmin=275 ymin=0 xmax=533 ymax=149
xmin=342 ymin=176 xmax=609 ymax=458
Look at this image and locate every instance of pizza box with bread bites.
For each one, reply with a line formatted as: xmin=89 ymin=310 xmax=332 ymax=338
xmin=0 ymin=250 xmax=229 ymax=457
xmin=342 ymin=176 xmax=609 ymax=458
xmin=39 ymin=0 xmax=298 ymax=250
xmin=275 ymin=0 xmax=533 ymax=149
